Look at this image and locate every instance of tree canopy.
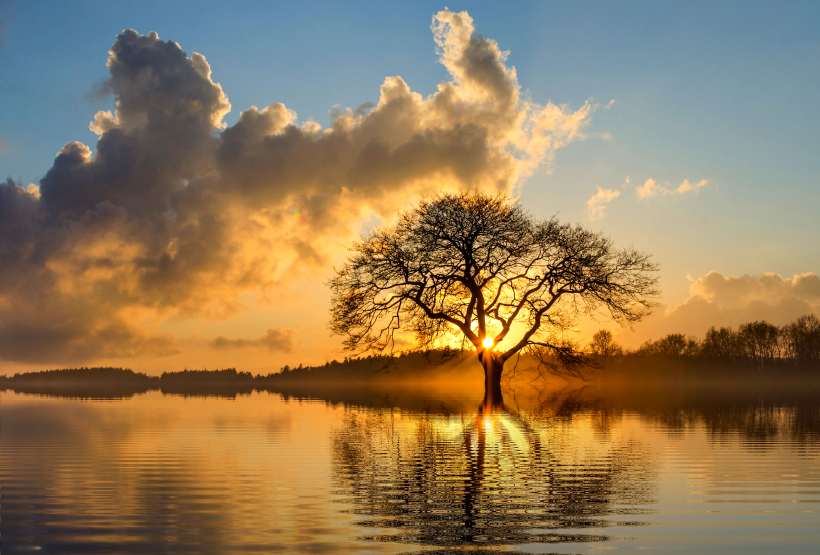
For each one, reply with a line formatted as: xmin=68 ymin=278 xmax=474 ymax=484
xmin=329 ymin=191 xmax=659 ymax=392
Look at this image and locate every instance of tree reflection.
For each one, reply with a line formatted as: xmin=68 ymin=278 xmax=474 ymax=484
xmin=529 ymin=384 xmax=820 ymax=452
xmin=330 ymin=403 xmax=656 ymax=549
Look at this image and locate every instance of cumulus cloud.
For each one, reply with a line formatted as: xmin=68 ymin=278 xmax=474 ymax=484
xmin=212 ymin=328 xmax=295 ymax=353
xmin=0 ymin=11 xmax=597 ymax=363
xmin=586 ymin=185 xmax=620 ymax=220
xmin=636 ymin=177 xmax=710 ymax=199
xmin=618 ymin=271 xmax=820 ymax=346
xmin=689 ymin=271 xmax=820 ymax=310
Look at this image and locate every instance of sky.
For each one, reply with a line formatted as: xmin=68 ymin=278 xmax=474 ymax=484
xmin=0 ymin=1 xmax=818 ymax=375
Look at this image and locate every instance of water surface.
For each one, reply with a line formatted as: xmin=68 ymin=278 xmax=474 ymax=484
xmin=2 ymin=385 xmax=820 ymax=553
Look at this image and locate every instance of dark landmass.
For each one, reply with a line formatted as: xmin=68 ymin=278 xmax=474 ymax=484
xmin=0 ymin=353 xmax=484 ymax=400
xmin=157 ymin=353 xmax=486 ymax=400
xmin=258 ymin=350 xmax=481 ymax=384
xmin=160 ymin=368 xmax=255 ymax=397
xmin=0 ymin=367 xmax=159 ymax=398
xmin=2 ymin=335 xmax=820 ymax=401
xmin=3 ymin=360 xmax=820 ymax=448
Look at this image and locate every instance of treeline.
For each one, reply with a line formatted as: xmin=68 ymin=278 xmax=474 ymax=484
xmin=589 ymin=314 xmax=820 ymax=372
xmin=261 ymin=354 xmax=404 ymax=383
xmin=0 ymin=352 xmax=477 ymax=398
xmin=0 ymin=367 xmax=247 ymax=398
xmin=0 ymin=367 xmax=159 ymax=385
xmin=160 ymin=368 xmax=255 ymax=396
xmin=257 ymin=349 xmax=478 ymax=385
xmin=0 ymin=367 xmax=159 ymax=397
xmin=3 ymin=315 xmax=820 ymax=399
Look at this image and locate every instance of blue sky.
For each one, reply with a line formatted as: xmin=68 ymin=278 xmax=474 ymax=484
xmin=0 ymin=1 xmax=818 ymax=371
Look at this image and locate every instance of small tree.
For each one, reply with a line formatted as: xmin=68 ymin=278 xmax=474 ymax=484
xmin=638 ymin=333 xmax=701 ymax=357
xmin=588 ymin=330 xmax=623 ymax=356
xmin=329 ymin=191 xmax=659 ymax=408
xmin=701 ymin=326 xmax=740 ymax=359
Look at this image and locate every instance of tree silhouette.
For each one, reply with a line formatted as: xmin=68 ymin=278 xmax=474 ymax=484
xmin=738 ymin=321 xmax=782 ymax=369
xmin=330 ymin=407 xmax=656 ymax=549
xmin=782 ymin=315 xmax=820 ymax=363
xmin=588 ymin=329 xmax=624 ymax=356
xmin=329 ymin=191 xmax=658 ymax=408
xmin=637 ymin=333 xmax=701 ymax=357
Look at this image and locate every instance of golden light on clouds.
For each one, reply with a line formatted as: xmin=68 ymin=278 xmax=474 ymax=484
xmin=587 ymin=185 xmax=620 ymax=220
xmin=636 ymin=177 xmax=710 ymax=199
xmin=0 ymin=10 xmax=598 ymax=368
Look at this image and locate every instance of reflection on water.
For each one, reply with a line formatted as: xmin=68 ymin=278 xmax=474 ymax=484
xmin=331 ymin=408 xmax=654 ymax=548
xmin=2 ymin=384 xmax=820 ymax=554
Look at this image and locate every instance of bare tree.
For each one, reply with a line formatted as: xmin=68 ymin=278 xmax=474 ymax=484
xmin=738 ymin=321 xmax=782 ymax=370
xmin=781 ymin=315 xmax=820 ymax=364
xmin=588 ymin=329 xmax=624 ymax=356
xmin=329 ymin=191 xmax=659 ymax=409
xmin=637 ymin=333 xmax=701 ymax=357
xmin=701 ymin=326 xmax=741 ymax=359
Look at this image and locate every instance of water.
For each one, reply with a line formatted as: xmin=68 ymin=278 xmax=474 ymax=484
xmin=2 ymin=385 xmax=820 ymax=553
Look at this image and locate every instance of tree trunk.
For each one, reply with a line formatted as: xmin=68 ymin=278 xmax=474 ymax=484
xmin=480 ymin=352 xmax=505 ymax=412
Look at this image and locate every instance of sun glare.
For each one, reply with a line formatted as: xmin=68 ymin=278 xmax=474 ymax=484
xmin=483 ymin=337 xmax=494 ymax=349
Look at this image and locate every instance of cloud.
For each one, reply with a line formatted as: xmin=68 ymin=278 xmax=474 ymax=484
xmin=690 ymin=271 xmax=820 ymax=309
xmin=636 ymin=177 xmax=710 ymax=199
xmin=586 ymin=186 xmax=620 ymax=220
xmin=0 ymin=11 xmax=598 ymax=363
xmin=635 ymin=178 xmax=663 ymax=199
xmin=212 ymin=328 xmax=296 ymax=353
xmin=618 ymin=271 xmax=820 ymax=347
xmin=676 ymin=178 xmax=709 ymax=194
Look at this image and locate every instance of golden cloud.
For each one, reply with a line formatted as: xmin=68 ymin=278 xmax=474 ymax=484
xmin=0 ymin=11 xmax=596 ymax=363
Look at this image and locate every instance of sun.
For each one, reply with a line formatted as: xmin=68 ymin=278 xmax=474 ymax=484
xmin=483 ymin=337 xmax=494 ymax=349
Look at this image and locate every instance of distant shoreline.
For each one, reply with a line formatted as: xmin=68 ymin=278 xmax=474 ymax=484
xmin=2 ymin=352 xmax=820 ymax=400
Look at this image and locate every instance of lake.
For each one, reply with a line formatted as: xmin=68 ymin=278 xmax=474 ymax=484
xmin=2 ymin=383 xmax=820 ymax=553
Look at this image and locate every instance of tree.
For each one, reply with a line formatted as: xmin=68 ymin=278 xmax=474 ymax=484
xmin=781 ymin=315 xmax=820 ymax=364
xmin=701 ymin=326 xmax=740 ymax=359
xmin=637 ymin=333 xmax=701 ymax=357
xmin=329 ymin=191 xmax=659 ymax=409
xmin=737 ymin=321 xmax=781 ymax=369
xmin=588 ymin=329 xmax=624 ymax=356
